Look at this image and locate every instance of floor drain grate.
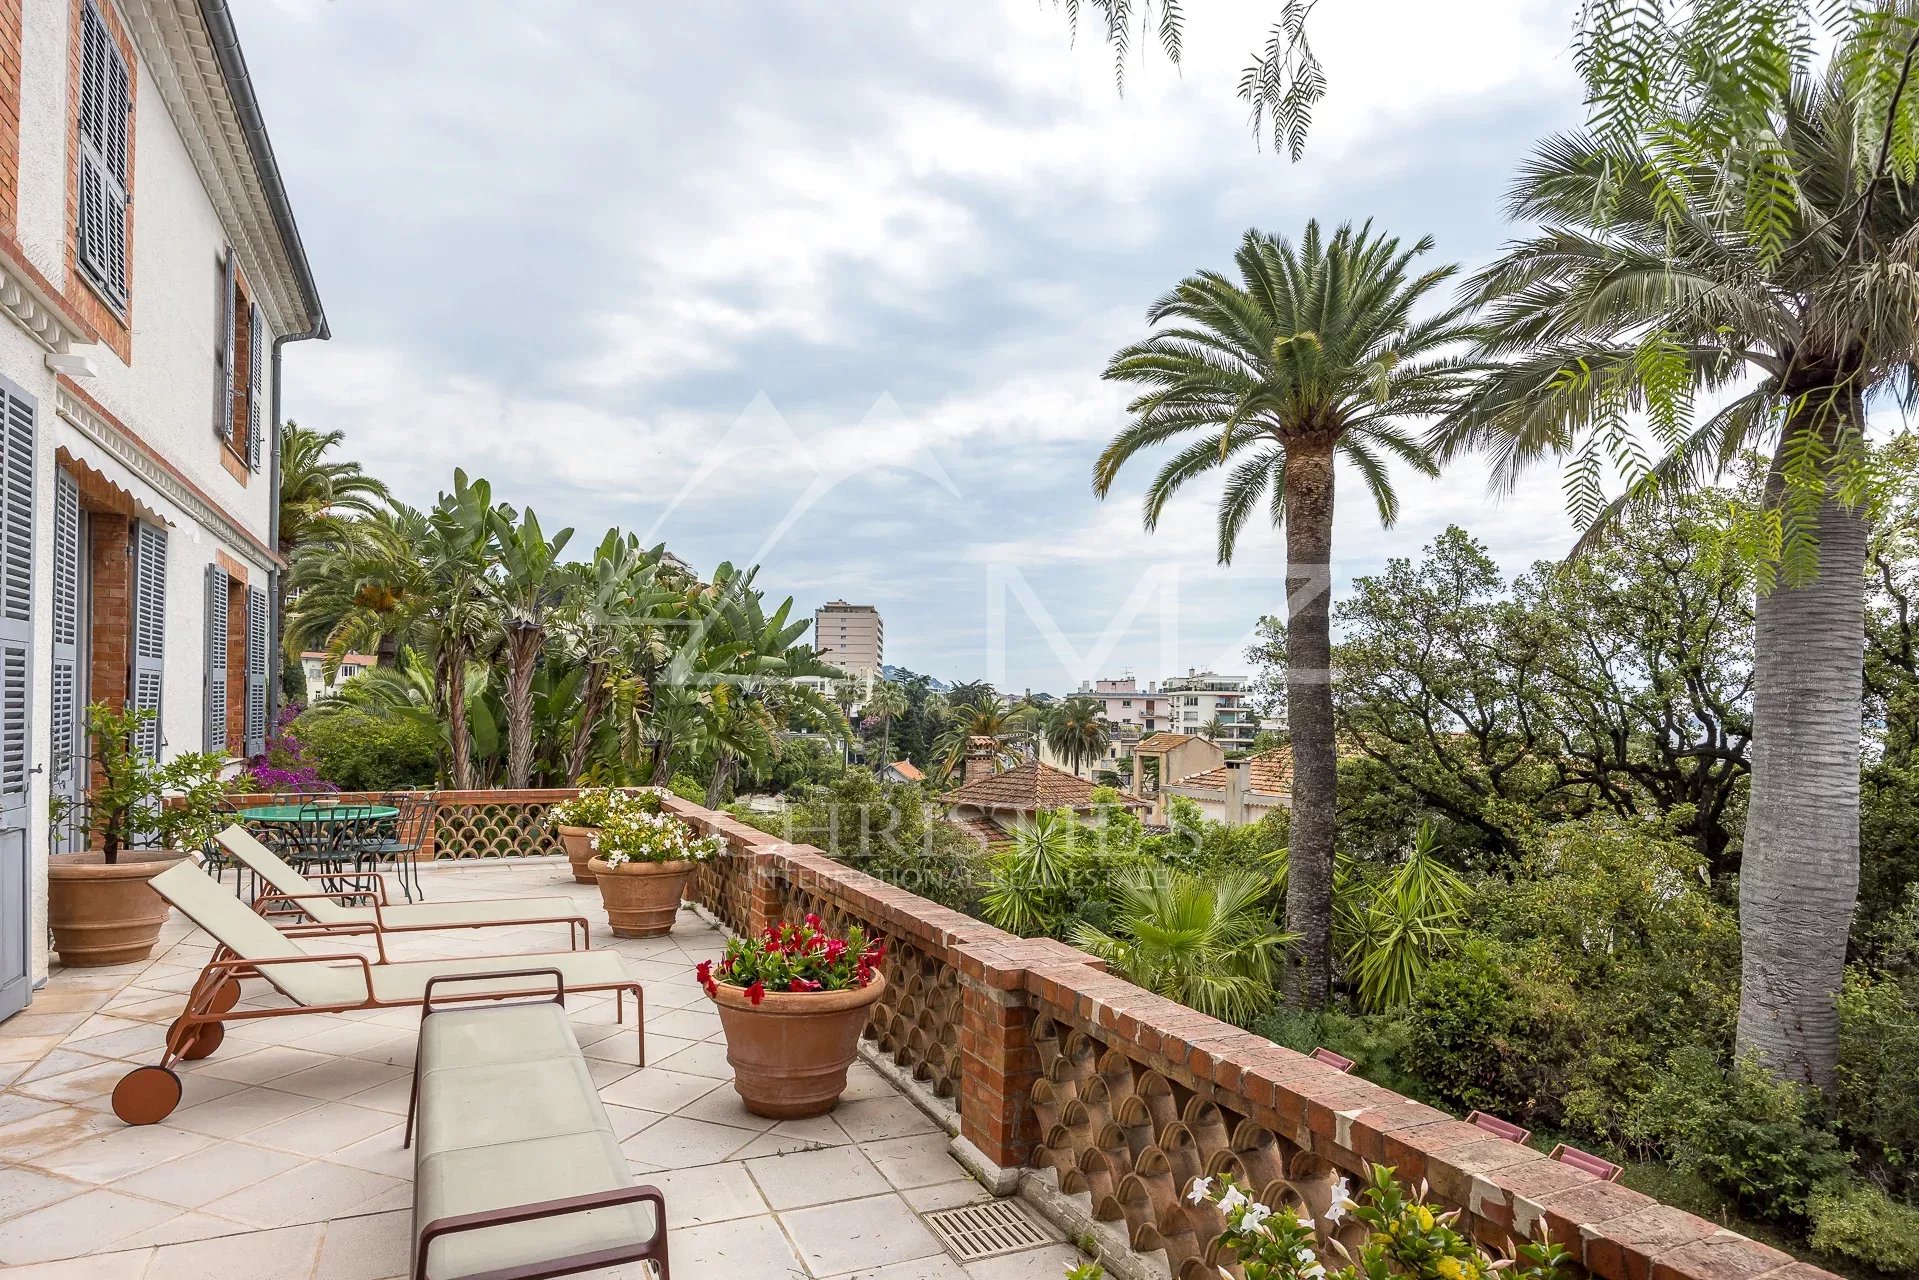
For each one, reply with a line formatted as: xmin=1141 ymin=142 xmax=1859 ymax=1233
xmin=924 ymin=1200 xmax=1054 ymax=1262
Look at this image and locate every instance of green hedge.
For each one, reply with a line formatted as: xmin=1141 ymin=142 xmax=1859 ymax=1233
xmin=293 ymin=709 xmax=440 ymax=791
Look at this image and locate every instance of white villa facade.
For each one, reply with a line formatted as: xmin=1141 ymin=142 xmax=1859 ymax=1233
xmin=0 ymin=0 xmax=324 ymax=1014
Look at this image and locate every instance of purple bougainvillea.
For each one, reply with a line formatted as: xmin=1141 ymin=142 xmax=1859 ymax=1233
xmin=243 ymin=703 xmax=336 ymax=794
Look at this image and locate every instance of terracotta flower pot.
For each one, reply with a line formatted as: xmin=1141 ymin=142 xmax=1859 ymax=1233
xmin=556 ymin=825 xmax=599 ymax=884
xmin=47 ymin=850 xmax=187 ymax=967
xmin=709 ymin=971 xmax=886 ymax=1119
xmin=587 ymin=857 xmax=693 ymax=938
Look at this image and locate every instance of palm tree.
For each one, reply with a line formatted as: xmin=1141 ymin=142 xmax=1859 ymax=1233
xmin=276 ymin=421 xmax=389 ymax=667
xmin=980 ymin=809 xmax=1086 ymax=937
xmin=1199 ymin=715 xmax=1227 ymax=744
xmin=1436 ymin=67 xmax=1916 ymax=1086
xmin=487 ymin=506 xmax=574 ymax=789
xmin=1045 ymin=695 xmax=1110 ymax=776
xmin=554 ymin=532 xmax=669 ymax=783
xmin=1070 ymin=865 xmax=1294 ymax=1024
xmin=865 ymin=679 xmax=909 ymax=771
xmin=1094 ymin=222 xmax=1473 ymax=1008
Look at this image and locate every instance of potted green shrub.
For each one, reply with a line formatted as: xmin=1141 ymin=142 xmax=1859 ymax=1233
xmin=548 ymin=788 xmax=656 ymax=883
xmin=47 ymin=704 xmax=232 ymax=966
xmin=586 ymin=805 xmax=720 ymax=937
xmin=698 ymin=915 xmax=887 ymax=1118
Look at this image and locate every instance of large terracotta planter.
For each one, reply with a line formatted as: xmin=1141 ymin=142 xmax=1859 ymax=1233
xmin=709 ymin=972 xmax=886 ymax=1119
xmin=47 ymin=851 xmax=187 ymax=967
xmin=556 ymin=826 xmax=599 ymax=884
xmin=588 ymin=857 xmax=693 ymax=938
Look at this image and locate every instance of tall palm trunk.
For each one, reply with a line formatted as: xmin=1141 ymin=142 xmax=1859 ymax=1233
xmin=566 ymin=661 xmax=608 ymax=784
xmin=503 ymin=622 xmax=543 ymax=789
xmin=441 ymin=641 xmax=475 ymax=791
xmin=1283 ymin=436 xmax=1338 ymax=1010
xmin=1735 ymin=407 xmax=1868 ymax=1087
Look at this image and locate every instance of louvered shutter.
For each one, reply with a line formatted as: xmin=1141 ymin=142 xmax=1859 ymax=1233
xmin=244 ymin=584 xmax=267 ymax=757
xmin=213 ymin=249 xmax=234 ymax=442
xmin=204 ymin=566 xmax=228 ymax=755
xmin=75 ymin=2 xmax=130 ymax=308
xmin=0 ymin=381 xmax=35 ymax=831
xmin=131 ymin=522 xmax=167 ymax=760
xmin=51 ymin=470 xmax=80 ymax=843
xmin=246 ymin=304 xmax=263 ymax=470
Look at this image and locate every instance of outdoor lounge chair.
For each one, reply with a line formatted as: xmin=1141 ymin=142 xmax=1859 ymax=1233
xmin=214 ymin=825 xmax=592 ymax=948
xmin=111 ymin=860 xmax=643 ymax=1126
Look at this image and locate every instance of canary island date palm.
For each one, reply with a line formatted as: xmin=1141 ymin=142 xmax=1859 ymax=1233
xmin=1045 ymin=695 xmax=1111 ymax=776
xmin=1434 ymin=66 xmax=1919 ymax=1085
xmin=1094 ymin=221 xmax=1474 ymax=1008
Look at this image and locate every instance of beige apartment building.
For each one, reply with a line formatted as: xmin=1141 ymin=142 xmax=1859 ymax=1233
xmin=814 ymin=599 xmax=883 ymax=676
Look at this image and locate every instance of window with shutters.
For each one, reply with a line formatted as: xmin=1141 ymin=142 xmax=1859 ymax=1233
xmin=51 ymin=471 xmax=82 ymax=848
xmin=214 ymin=253 xmax=263 ymax=483
xmin=130 ymin=521 xmax=166 ymax=760
xmin=73 ymin=0 xmax=131 ymax=312
xmin=244 ymin=584 xmax=267 ymax=757
xmin=0 ymin=380 xmax=35 ymax=828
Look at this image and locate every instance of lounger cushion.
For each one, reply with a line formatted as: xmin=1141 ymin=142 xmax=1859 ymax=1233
xmin=416 ymin=1130 xmax=654 ymax=1280
xmin=366 ymin=897 xmax=581 ymax=930
xmin=367 ymin=950 xmax=632 ymax=1003
xmin=417 ymin=1001 xmax=581 ymax=1072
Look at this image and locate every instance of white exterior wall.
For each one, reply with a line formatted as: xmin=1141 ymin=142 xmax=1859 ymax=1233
xmin=2 ymin=0 xmax=298 ymax=985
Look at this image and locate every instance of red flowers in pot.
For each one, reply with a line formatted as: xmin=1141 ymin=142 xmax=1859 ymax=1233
xmin=699 ymin=914 xmax=888 ymax=1118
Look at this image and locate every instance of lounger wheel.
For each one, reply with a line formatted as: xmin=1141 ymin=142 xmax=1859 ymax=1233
xmin=112 ymin=1066 xmax=182 ymax=1125
xmin=171 ymin=1017 xmax=224 ymax=1060
xmin=208 ymin=977 xmax=241 ymax=1016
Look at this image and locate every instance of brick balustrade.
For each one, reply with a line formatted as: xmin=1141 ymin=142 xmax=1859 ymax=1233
xmin=208 ymin=788 xmax=1833 ymax=1280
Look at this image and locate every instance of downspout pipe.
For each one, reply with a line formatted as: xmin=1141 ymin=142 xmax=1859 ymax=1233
xmin=198 ymin=0 xmax=330 ymax=725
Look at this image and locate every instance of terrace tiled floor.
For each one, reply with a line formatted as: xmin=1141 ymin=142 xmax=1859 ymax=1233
xmin=0 ymin=858 xmax=1084 ymax=1279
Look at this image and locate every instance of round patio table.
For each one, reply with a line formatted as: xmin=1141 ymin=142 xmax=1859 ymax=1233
xmin=232 ymin=805 xmax=401 ymax=898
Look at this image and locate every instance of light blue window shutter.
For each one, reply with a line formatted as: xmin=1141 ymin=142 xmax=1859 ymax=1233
xmin=0 ymin=380 xmax=36 ymax=830
xmin=131 ymin=523 xmax=167 ymax=760
xmin=75 ymin=2 xmax=129 ymax=307
xmin=51 ymin=469 xmax=80 ymax=838
xmin=247 ymin=304 xmax=263 ymax=470
xmin=244 ymin=585 xmax=267 ymax=757
xmin=204 ymin=566 xmax=228 ymax=754
xmin=214 ymin=249 xmax=235 ymax=442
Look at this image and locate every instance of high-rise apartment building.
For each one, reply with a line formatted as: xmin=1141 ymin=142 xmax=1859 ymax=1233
xmin=1162 ymin=669 xmax=1258 ymax=751
xmin=814 ymin=600 xmax=884 ymax=676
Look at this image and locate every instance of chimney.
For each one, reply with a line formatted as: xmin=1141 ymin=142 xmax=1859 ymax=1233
xmin=963 ymin=736 xmax=997 ymax=786
xmin=1223 ymin=758 xmax=1246 ymax=826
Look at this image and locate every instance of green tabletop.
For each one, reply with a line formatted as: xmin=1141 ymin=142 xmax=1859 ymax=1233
xmin=237 ymin=804 xmax=400 ymax=822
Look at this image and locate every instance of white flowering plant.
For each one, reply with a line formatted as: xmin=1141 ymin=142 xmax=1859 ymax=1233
xmin=1069 ymin=1165 xmax=1571 ymax=1280
xmin=591 ymin=807 xmax=724 ymax=867
xmin=549 ymin=787 xmax=658 ymax=829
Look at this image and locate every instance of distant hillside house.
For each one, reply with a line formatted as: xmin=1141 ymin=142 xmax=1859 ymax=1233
xmin=1162 ymin=747 xmax=1295 ymax=826
xmin=881 ymin=760 xmax=923 ymax=783
xmin=300 ymin=652 xmax=376 ymax=701
xmin=940 ymin=740 xmax=1146 ymax=848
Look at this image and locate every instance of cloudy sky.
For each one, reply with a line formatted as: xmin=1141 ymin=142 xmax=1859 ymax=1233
xmin=244 ymin=0 xmax=1587 ymax=692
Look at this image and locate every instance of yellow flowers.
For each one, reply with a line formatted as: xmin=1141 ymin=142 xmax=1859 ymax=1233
xmin=1435 ymin=1257 xmax=1466 ymax=1280
xmin=1415 ymin=1206 xmax=1436 ymax=1232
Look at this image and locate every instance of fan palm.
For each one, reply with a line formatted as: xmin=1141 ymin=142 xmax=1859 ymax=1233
xmin=1070 ymin=865 xmax=1294 ymax=1024
xmin=864 ymin=679 xmax=910 ymax=771
xmin=1435 ymin=65 xmax=1918 ymax=1085
xmin=1094 ymin=221 xmax=1474 ymax=1008
xmin=1045 ymin=695 xmax=1110 ymax=776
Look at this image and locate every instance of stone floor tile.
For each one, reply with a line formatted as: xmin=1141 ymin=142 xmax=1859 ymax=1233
xmin=191 ymin=1044 xmax=332 ymax=1086
xmin=144 ymin=1221 xmax=323 ymax=1280
xmin=270 ymin=1057 xmax=410 ymax=1102
xmin=598 ymin=1064 xmax=724 ymax=1115
xmin=230 ymin=1099 xmax=396 ymax=1158
xmin=669 ymin=1213 xmax=806 ymax=1280
xmin=904 ymin=1178 xmax=996 ymax=1211
xmin=621 ymin=1114 xmax=762 ymax=1170
xmin=863 ymin=1131 xmax=968 ymax=1191
xmin=651 ymin=1038 xmax=733 ymax=1079
xmin=166 ymin=1085 xmax=322 ymax=1139
xmin=200 ymin=1159 xmax=404 ymax=1230
xmin=675 ymin=1081 xmax=778 ymax=1132
xmin=779 ymin=1191 xmax=946 ymax=1276
xmin=831 ymin=1095 xmax=941 ymax=1142
xmin=836 ymin=1256 xmax=972 ymax=1280
xmin=110 ymin=1139 xmax=306 ymax=1207
xmin=0 ymin=1246 xmax=155 ymax=1278
xmin=642 ymin=1160 xmax=769 ymax=1225
xmin=324 ymin=1125 xmax=411 ymax=1179
xmin=965 ymin=1243 xmax=1096 ymax=1279
xmin=748 ymin=1143 xmax=892 ymax=1209
xmin=642 ymin=1006 xmax=722 ymax=1040
xmin=0 ymin=1165 xmax=90 ymax=1218
xmin=312 ymin=1208 xmax=410 ymax=1280
xmin=24 ymin=1122 xmax=212 ymax=1183
xmin=0 ymin=1188 xmax=184 ymax=1264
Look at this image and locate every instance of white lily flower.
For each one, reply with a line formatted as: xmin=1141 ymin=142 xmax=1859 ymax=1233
xmin=1186 ymin=1176 xmax=1213 ymax=1205
xmin=1218 ymin=1185 xmax=1248 ymax=1214
xmin=1323 ymin=1198 xmax=1349 ymax=1227
xmin=1330 ymin=1175 xmax=1354 ymax=1207
xmin=1241 ymin=1202 xmax=1273 ymax=1232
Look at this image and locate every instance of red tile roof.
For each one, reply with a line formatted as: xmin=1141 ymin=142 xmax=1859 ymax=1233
xmin=884 ymin=760 xmax=924 ymax=781
xmin=1134 ymin=732 xmax=1199 ymax=752
xmin=940 ymin=759 xmax=1144 ymax=812
xmin=948 ymin=812 xmax=1015 ymax=847
xmin=1173 ymin=748 xmax=1295 ymax=797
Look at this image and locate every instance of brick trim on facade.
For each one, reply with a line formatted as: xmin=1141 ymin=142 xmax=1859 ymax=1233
xmin=0 ymin=0 xmax=22 ymax=234
xmin=63 ymin=0 xmax=136 ymax=364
